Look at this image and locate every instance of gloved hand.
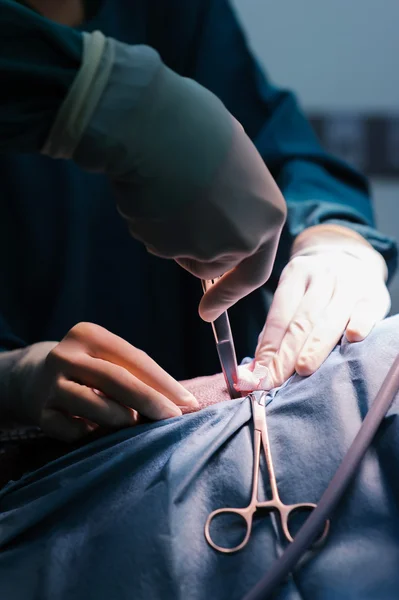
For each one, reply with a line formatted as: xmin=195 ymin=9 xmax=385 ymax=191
xmin=1 ymin=322 xmax=197 ymax=441
xmin=42 ymin=31 xmax=286 ymax=322
xmin=237 ymin=224 xmax=391 ymax=391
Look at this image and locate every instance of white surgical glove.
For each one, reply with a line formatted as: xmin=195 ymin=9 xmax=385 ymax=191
xmin=42 ymin=31 xmax=286 ymax=322
xmin=0 ymin=323 xmax=198 ymax=441
xmin=237 ymin=224 xmax=390 ymax=392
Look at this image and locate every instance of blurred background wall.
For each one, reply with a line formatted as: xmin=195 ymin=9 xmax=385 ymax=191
xmin=233 ymin=0 xmax=399 ymax=314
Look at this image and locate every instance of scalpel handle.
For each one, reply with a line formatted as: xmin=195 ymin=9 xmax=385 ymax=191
xmin=201 ymin=279 xmax=241 ymax=399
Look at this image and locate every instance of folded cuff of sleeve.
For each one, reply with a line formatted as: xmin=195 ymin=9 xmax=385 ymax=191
xmin=274 ymin=159 xmax=398 ymax=284
xmin=0 ymin=0 xmax=83 ymax=153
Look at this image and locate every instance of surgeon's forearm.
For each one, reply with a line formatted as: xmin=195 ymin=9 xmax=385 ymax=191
xmin=0 ymin=0 xmax=82 ymax=153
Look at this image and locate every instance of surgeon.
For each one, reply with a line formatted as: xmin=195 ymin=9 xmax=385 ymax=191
xmin=0 ymin=0 xmax=396 ymax=441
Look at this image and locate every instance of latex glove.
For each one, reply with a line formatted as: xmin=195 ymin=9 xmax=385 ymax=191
xmin=42 ymin=31 xmax=286 ymax=322
xmin=1 ymin=322 xmax=198 ymax=441
xmin=237 ymin=225 xmax=391 ymax=392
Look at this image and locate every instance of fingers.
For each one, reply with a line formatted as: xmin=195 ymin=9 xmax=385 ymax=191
xmin=256 ymin=269 xmax=336 ymax=388
xmin=68 ymin=322 xmax=197 ymax=410
xmin=297 ymin=283 xmax=390 ymax=374
xmin=53 ymin=379 xmax=140 ymax=428
xmin=199 ymin=239 xmax=279 ymax=322
xmin=234 ymin=247 xmax=390 ymax=390
xmin=62 ymin=354 xmax=183 ymax=421
xmin=254 ymin=279 xmax=388 ymax=389
xmin=346 ymin=288 xmax=391 ymax=342
xmin=295 ymin=288 xmax=354 ymax=376
xmin=43 ymin=323 xmax=197 ymax=434
xmin=254 ymin=261 xmax=309 ymax=365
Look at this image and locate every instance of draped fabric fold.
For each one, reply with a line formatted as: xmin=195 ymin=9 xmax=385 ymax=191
xmin=1 ymin=316 xmax=399 ymax=599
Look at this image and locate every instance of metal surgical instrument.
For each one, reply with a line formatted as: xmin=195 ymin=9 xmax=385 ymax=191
xmin=205 ymin=390 xmax=330 ymax=553
xmin=201 ymin=279 xmax=241 ymax=399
